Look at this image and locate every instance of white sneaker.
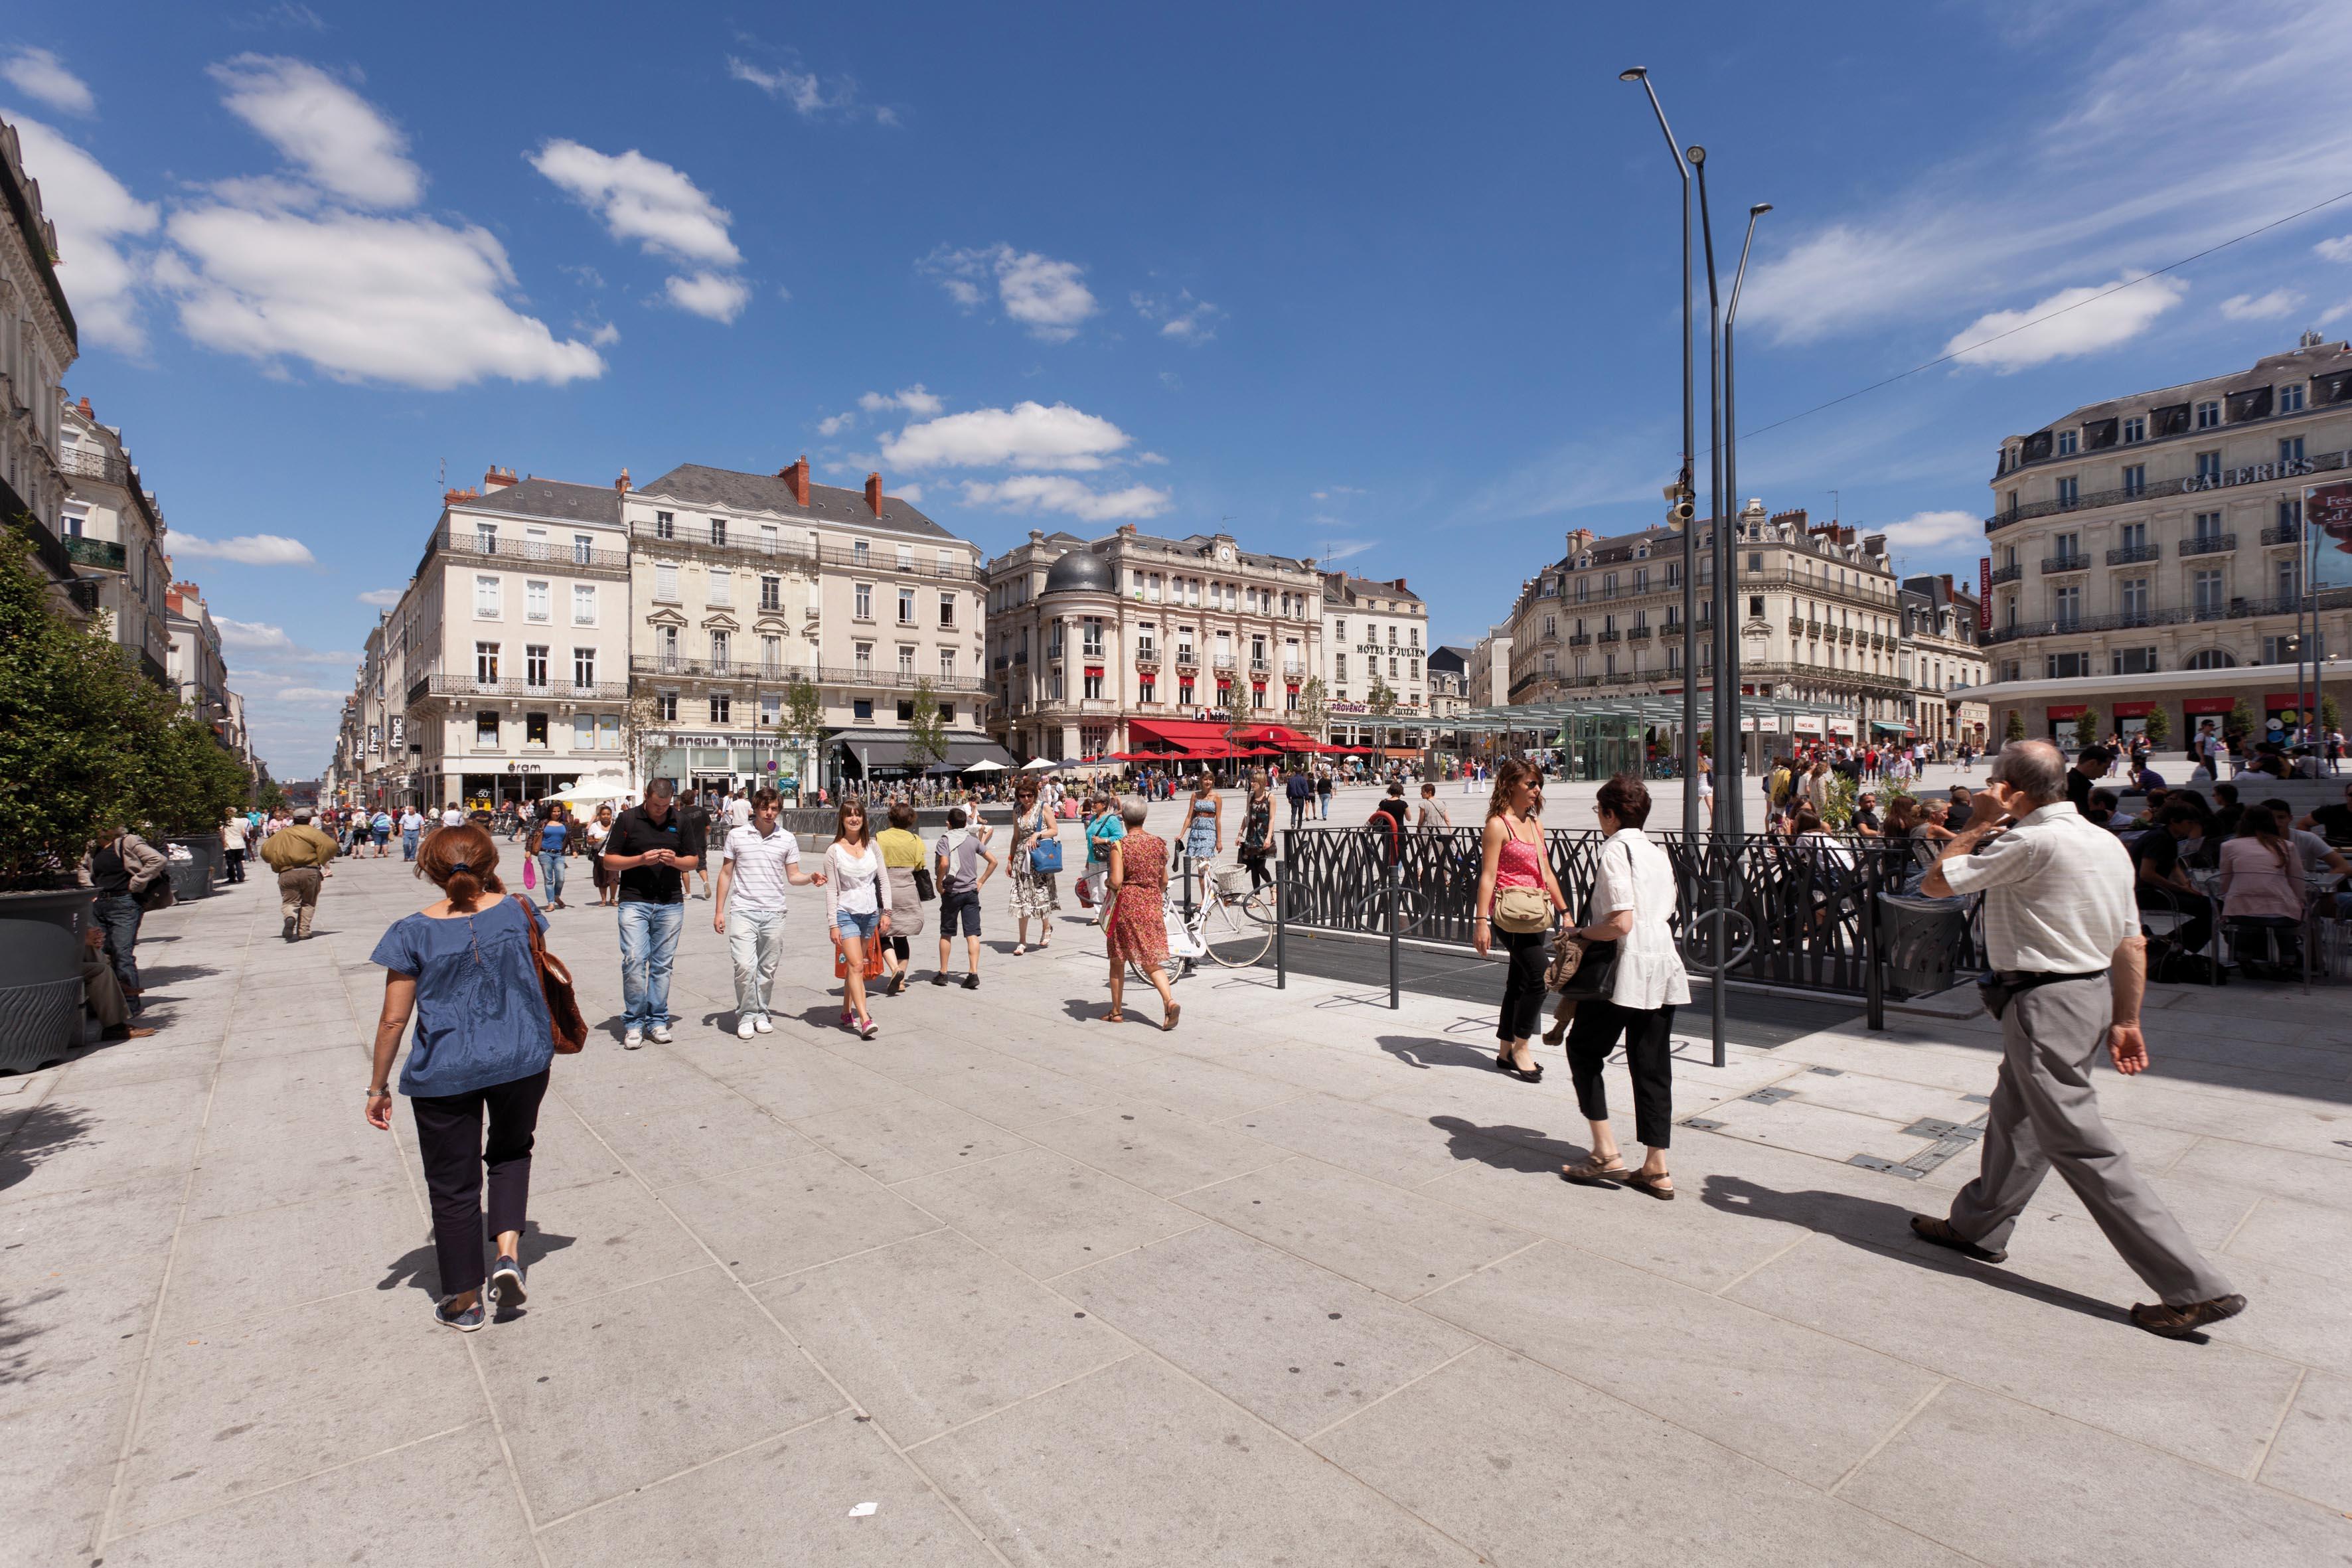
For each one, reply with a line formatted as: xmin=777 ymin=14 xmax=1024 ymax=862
xmin=751 ymin=1016 xmax=774 ymax=1034
xmin=623 ymin=1028 xmax=644 ymax=1050
xmin=737 ymin=1017 xmax=757 ymax=1040
xmin=647 ymin=1023 xmax=673 ymax=1044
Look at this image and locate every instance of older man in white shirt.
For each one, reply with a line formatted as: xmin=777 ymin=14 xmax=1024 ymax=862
xmin=1916 ymin=740 xmax=2243 ymax=1339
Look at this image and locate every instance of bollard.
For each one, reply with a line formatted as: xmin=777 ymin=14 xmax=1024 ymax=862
xmin=1387 ymin=872 xmax=1401 ymax=1010
xmin=1862 ymin=848 xmax=1886 ymax=1032
xmin=1709 ymin=862 xmax=1728 ymax=1069
xmin=1275 ymin=836 xmax=1288 ymax=990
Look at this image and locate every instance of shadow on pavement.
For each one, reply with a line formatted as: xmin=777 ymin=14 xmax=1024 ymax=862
xmin=1699 ymin=1173 xmax=2127 ymax=1325
xmin=378 ymin=1225 xmax=578 ymax=1311
xmin=0 ymin=1102 xmax=96 ymax=1194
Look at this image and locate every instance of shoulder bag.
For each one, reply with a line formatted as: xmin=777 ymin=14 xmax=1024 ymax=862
xmin=1028 ymin=810 xmax=1064 ymax=875
xmin=1554 ymin=842 xmax=1628 ymax=998
xmin=913 ymin=863 xmax=937 ymax=901
xmin=1490 ymin=821 xmax=1553 ymax=935
xmin=522 ymin=903 xmax=588 ymax=1054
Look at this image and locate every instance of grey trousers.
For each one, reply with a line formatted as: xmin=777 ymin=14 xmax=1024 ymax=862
xmin=1947 ymin=975 xmax=2233 ymax=1306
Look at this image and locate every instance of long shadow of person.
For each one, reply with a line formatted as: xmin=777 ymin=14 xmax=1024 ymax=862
xmin=1700 ymin=1172 xmax=2128 ymax=1326
xmin=1427 ymin=1115 xmax=1597 ymax=1173
xmin=378 ymin=1224 xmax=579 ymax=1322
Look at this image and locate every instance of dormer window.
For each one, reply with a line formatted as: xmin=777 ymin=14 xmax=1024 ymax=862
xmin=2195 ymin=400 xmax=2221 ymax=430
xmin=2122 ymin=416 xmax=2146 ymax=444
xmin=2281 ymin=383 xmax=2307 ymax=414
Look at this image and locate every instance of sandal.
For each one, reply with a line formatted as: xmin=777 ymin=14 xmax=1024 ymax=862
xmin=1624 ymin=1170 xmax=1676 ymax=1201
xmin=1161 ymin=1003 xmax=1181 ymax=1032
xmin=1561 ymin=1156 xmax=1628 ymax=1185
xmin=1013 ymin=944 xmax=1028 ymax=957
xmin=1100 ymin=1010 xmax=1125 ymax=1023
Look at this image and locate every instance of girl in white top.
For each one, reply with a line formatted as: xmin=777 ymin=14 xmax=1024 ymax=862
xmin=1559 ymin=773 xmax=1691 ymax=1200
xmin=823 ymin=798 xmax=893 ymax=1039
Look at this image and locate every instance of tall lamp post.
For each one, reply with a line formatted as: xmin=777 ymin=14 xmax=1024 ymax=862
xmin=1718 ymin=201 xmax=1770 ymax=842
xmin=1620 ymin=66 xmax=1700 ymax=838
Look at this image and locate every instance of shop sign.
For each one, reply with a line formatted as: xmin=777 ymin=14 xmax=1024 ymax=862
xmin=2047 ymin=704 xmax=2088 ymax=721
xmin=2186 ymin=455 xmax=2320 ymax=493
xmin=1978 ymin=556 xmax=1992 ymax=630
xmin=1792 ymin=716 xmax=1823 ymax=734
xmin=2183 ymin=696 xmax=2235 ymax=716
xmin=649 ymin=732 xmax=735 ymax=747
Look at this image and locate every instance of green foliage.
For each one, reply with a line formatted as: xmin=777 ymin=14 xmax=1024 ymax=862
xmin=783 ymin=674 xmax=824 ymax=744
xmin=2324 ymin=693 xmax=2342 ymax=734
xmin=1220 ymin=673 xmax=1251 ymax=744
xmin=136 ymin=712 xmax=254 ymax=836
xmin=2226 ymin=696 xmax=2257 ymax=740
xmin=906 ymin=678 xmax=949 ymax=769
xmin=257 ymin=777 xmax=288 ymax=815
xmin=1295 ymin=675 xmax=1328 ymax=738
xmin=2004 ymin=709 xmax=2025 ymax=743
xmin=0 ymin=520 xmax=173 ymax=886
xmin=2142 ymin=704 xmax=2170 ymax=747
xmin=1820 ymin=771 xmax=1858 ymax=830
xmin=2073 ymin=708 xmax=2100 ymax=750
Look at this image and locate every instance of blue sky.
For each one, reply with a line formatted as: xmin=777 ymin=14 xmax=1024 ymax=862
xmin=11 ymin=0 xmax=2351 ymax=773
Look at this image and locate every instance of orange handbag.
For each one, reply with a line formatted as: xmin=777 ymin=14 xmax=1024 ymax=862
xmin=833 ymin=934 xmax=888 ymax=980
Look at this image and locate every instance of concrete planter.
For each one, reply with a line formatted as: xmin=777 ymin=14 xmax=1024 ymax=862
xmin=0 ymin=886 xmax=96 ymax=1072
xmin=163 ymin=847 xmax=212 ymax=902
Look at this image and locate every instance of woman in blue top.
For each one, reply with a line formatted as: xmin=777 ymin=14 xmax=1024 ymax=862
xmin=536 ymin=803 xmax=572 ymax=909
xmin=365 ymin=824 xmax=555 ymax=1332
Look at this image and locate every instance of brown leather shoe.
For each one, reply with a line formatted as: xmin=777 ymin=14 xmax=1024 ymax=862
xmin=2130 ymin=1294 xmax=2247 ymax=1339
xmin=1909 ymin=1214 xmax=2007 ymax=1264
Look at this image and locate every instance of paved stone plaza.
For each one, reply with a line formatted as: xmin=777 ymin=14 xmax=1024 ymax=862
xmin=5 ymin=799 xmax=2351 ymax=1566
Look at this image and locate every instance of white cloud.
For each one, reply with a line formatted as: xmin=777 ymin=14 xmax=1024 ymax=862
xmin=588 ymin=321 xmax=620 ymax=347
xmin=961 ymin=475 xmax=1170 ymax=522
xmin=3 ymin=46 xmax=94 ymax=115
xmin=664 ymin=270 xmax=749 ymax=323
xmin=1310 ymin=485 xmax=1365 ymax=501
xmin=895 ymin=483 xmax=924 ymax=504
xmin=209 ymin=56 xmax=422 ymax=208
xmin=726 ymin=52 xmax=894 ymax=122
xmin=158 ymin=204 xmax=603 ymax=388
xmin=921 ymin=244 xmax=1097 ymax=341
xmin=530 ymin=139 xmax=748 ymax=323
xmin=8 ymin=116 xmax=159 ymax=352
xmin=880 ymin=402 xmax=1134 ymax=471
xmin=2317 ymin=234 xmax=2352 ymax=264
xmin=355 ymin=587 xmax=402 ymax=606
xmin=216 ymin=615 xmax=297 ymax=649
xmin=1316 ymin=538 xmax=1377 ymax=562
xmin=1132 ymin=288 xmax=1221 ymax=343
xmin=1873 ymin=510 xmax=1984 ymax=556
xmin=169 ymin=532 xmax=317 ymax=566
xmin=2220 ymin=288 xmax=2302 ymax=321
xmin=1744 ymin=0 xmax=2352 ymax=351
xmin=860 ymin=384 xmax=943 ymax=418
xmin=817 ymin=410 xmax=854 ymax=436
xmin=528 ymin=139 xmax=739 ymax=266
xmin=1942 ymin=275 xmax=2187 ymax=372
xmin=272 ymin=685 xmax=348 ymax=704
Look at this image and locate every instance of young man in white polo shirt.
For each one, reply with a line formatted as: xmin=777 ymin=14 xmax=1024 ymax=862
xmin=712 ymin=786 xmax=824 ymax=1038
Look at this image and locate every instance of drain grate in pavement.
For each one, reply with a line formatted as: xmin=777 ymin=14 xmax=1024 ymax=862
xmin=1847 ymin=1154 xmax=1925 ymax=1180
xmin=1808 ymin=1066 xmax=1844 ymax=1076
xmin=1681 ymin=1116 xmax=1726 ymax=1133
xmin=1961 ymin=1093 xmax=1992 ymax=1105
xmin=1743 ymin=1086 xmax=1796 ymax=1105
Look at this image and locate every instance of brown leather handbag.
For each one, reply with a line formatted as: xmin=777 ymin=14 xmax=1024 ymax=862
xmin=524 ymin=907 xmax=589 ymax=1054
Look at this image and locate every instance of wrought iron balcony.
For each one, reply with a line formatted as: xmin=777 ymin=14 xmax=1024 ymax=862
xmin=1988 ymin=448 xmax=2342 ymax=531
xmin=430 ymin=528 xmax=630 ymax=573
xmin=2179 ymin=533 xmax=2236 ymax=557
xmin=408 ymin=674 xmax=630 ymax=704
xmin=1626 ymin=625 xmax=1652 ymax=641
xmin=2041 ymin=554 xmax=2092 ymax=574
xmin=62 ymin=536 xmax=126 ymax=570
xmin=1988 ymin=563 xmax=2023 ymax=586
xmin=2105 ymin=542 xmax=2161 ymax=565
xmin=2262 ymin=524 xmax=2304 ymax=547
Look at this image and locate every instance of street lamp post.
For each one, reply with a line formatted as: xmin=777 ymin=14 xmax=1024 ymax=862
xmin=1620 ymin=66 xmax=1700 ymax=838
xmin=1719 ymin=202 xmax=1770 ymax=842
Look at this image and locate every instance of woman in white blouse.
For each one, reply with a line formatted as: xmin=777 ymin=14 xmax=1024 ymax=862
xmin=1560 ymin=773 xmax=1691 ymax=1199
xmin=824 ymin=799 xmax=893 ymax=1039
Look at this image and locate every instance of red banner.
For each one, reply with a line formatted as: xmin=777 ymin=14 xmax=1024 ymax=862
xmin=2183 ymin=696 xmax=2234 ymax=715
xmin=2308 ymin=481 xmax=2352 ymax=544
xmin=2112 ymin=700 xmax=2155 ymax=718
xmin=1978 ymin=556 xmax=1992 ymax=629
xmin=2047 ymin=703 xmax=2088 ymax=720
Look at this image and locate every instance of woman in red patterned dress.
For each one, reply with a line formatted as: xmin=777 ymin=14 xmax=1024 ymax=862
xmin=1103 ymin=796 xmax=1179 ymax=1030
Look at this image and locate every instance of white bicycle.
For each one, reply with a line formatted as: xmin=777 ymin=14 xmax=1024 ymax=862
xmin=1119 ymin=861 xmax=1276 ymax=983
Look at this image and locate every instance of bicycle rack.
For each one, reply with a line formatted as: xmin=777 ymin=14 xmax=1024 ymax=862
xmin=1682 ymin=898 xmax=1757 ymax=1067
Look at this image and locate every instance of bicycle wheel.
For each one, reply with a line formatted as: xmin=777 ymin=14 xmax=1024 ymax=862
xmin=1202 ymin=891 xmax=1273 ymax=968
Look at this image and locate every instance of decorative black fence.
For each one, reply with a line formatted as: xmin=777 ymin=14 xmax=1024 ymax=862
xmin=1278 ymin=825 xmax=1985 ymax=1001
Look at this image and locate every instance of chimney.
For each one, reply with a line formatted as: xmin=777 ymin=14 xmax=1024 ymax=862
xmin=482 ymin=465 xmax=516 ymax=491
xmin=777 ymin=455 xmax=811 ymax=507
xmin=444 ymin=486 xmax=479 ymax=505
xmin=866 ymin=471 xmax=885 ymax=518
xmin=1392 ymin=578 xmax=1409 ymax=593
xmin=1770 ymin=507 xmax=1809 ymax=531
xmin=1942 ymin=573 xmax=1956 ymax=596
xmin=76 ymin=395 xmax=92 ymax=417
xmin=1862 ymin=532 xmax=1885 ymax=555
xmin=615 ymin=467 xmax=631 ymax=493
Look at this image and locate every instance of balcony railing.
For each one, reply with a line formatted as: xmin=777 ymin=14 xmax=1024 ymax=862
xmin=430 ymin=528 xmax=631 ymax=572
xmin=62 ymin=535 xmax=126 ymax=571
xmin=2179 ymin=532 xmax=2236 ymax=557
xmin=1597 ymin=629 xmax=1620 ymax=643
xmin=1988 ymin=563 xmax=2023 ymax=586
xmin=2040 ymin=554 xmax=2091 ymax=574
xmin=2262 ymin=524 xmax=2304 ymax=547
xmin=59 ymin=444 xmax=135 ymax=485
xmin=2104 ymin=542 xmax=2161 ymax=566
xmin=1567 ymin=633 xmax=1592 ymax=646
xmin=1980 ymin=588 xmax=2352 ymax=646
xmin=627 ymin=520 xmax=980 ymax=580
xmin=1988 ymin=449 xmax=2343 ymax=531
xmin=1626 ymin=625 xmax=1652 ymax=641
xmin=407 ymin=674 xmax=630 ymax=704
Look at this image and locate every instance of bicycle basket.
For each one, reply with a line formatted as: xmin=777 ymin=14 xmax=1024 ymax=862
xmin=1214 ymin=866 xmax=1252 ymax=898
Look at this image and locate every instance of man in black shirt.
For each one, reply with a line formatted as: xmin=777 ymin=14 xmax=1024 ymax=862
xmin=2066 ymin=745 xmax=2109 ymax=813
xmin=2298 ymin=782 xmax=2352 ymax=843
xmin=2132 ymin=805 xmax=2210 ymax=951
xmin=601 ymin=781 xmax=705 ymax=1047
xmin=1944 ymin=785 xmax=1974 ymax=832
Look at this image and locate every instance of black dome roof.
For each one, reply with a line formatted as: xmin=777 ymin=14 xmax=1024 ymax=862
xmin=1042 ymin=550 xmax=1115 ymax=595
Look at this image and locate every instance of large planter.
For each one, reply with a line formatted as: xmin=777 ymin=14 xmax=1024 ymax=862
xmin=0 ymin=886 xmax=96 ymax=1072
xmin=179 ymin=831 xmax=224 ymax=887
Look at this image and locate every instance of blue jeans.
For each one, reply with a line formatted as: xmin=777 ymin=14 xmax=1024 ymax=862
xmin=1318 ymin=793 xmax=1330 ymax=820
xmin=616 ymin=900 xmax=683 ymax=1032
xmin=402 ymin=829 xmax=420 ymax=861
xmin=93 ymin=892 xmax=144 ymax=1017
xmin=538 ymin=851 xmax=566 ymax=902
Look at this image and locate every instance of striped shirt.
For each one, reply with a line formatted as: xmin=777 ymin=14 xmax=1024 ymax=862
xmin=1938 ymin=802 xmax=2134 ymax=973
xmin=720 ymin=824 xmax=801 ymax=914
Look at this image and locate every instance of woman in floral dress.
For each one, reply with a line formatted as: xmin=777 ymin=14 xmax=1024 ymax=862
xmin=1103 ymin=796 xmax=1178 ymax=1030
xmin=1010 ymin=779 xmax=1058 ymax=955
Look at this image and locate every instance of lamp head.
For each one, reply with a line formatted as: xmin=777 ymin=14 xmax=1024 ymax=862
xmin=1618 ymin=66 xmax=1647 ymax=81
xmin=1686 ymin=145 xmax=1705 ymax=165
xmin=1751 ymin=202 xmax=1774 ymax=216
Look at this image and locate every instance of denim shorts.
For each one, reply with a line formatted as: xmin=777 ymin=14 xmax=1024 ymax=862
xmin=941 ymin=890 xmax=982 ymax=937
xmin=833 ymin=907 xmax=880 ymax=939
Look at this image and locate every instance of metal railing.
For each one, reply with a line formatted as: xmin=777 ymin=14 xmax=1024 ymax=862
xmin=408 ymin=675 xmax=630 ymax=702
xmin=2262 ymin=524 xmax=2304 ymax=546
xmin=430 ymin=528 xmax=631 ymax=572
xmin=1980 ymin=588 xmax=2352 ymax=646
xmin=627 ymin=519 xmax=980 ymax=580
xmin=1987 ymin=447 xmax=2345 ymax=530
xmin=2104 ymin=542 xmax=2161 ymax=566
xmin=1277 ymin=826 xmax=1982 ymax=1001
xmin=59 ymin=444 xmax=135 ymax=485
xmin=62 ymin=535 xmax=126 ymax=570
xmin=2041 ymin=554 xmax=2091 ymax=574
xmin=2180 ymin=533 xmax=2236 ymax=557
xmin=1988 ymin=563 xmax=2023 ymax=586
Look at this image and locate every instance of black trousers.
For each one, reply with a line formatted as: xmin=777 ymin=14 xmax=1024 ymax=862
xmin=224 ymin=847 xmax=246 ymax=882
xmin=1565 ymin=998 xmax=1677 ymax=1150
xmin=410 ymin=1068 xmax=549 ymax=1298
xmin=1495 ymin=927 xmax=1548 ymax=1044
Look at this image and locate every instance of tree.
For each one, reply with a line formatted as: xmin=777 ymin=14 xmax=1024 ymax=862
xmin=257 ymin=777 xmax=288 ymax=815
xmin=0 ymin=519 xmax=173 ymax=886
xmin=619 ymin=689 xmax=663 ymax=789
xmin=2324 ymin=692 xmax=2342 ymax=735
xmin=782 ymin=674 xmax=826 ymax=800
xmin=2073 ymin=708 xmax=2100 ymax=751
xmin=2142 ymin=703 xmax=2170 ymax=747
xmin=137 ymin=710 xmax=256 ymax=837
xmin=1219 ymin=676 xmax=1253 ymax=761
xmin=1296 ymin=675 xmax=1330 ymax=740
xmin=906 ymin=678 xmax=949 ymax=771
xmin=2004 ymin=709 xmax=2025 ymax=744
xmin=1367 ymin=672 xmax=1399 ymax=751
xmin=2225 ymin=696 xmax=2257 ymax=743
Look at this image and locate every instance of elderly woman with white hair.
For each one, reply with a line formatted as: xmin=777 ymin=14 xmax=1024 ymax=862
xmin=1101 ymin=795 xmax=1179 ymax=1030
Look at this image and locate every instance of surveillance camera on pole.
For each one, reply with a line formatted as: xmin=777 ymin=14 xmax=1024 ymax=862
xmin=1664 ymin=479 xmax=1695 ymax=526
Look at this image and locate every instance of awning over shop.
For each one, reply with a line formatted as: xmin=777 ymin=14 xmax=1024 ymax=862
xmin=829 ymin=731 xmax=1018 ymax=771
